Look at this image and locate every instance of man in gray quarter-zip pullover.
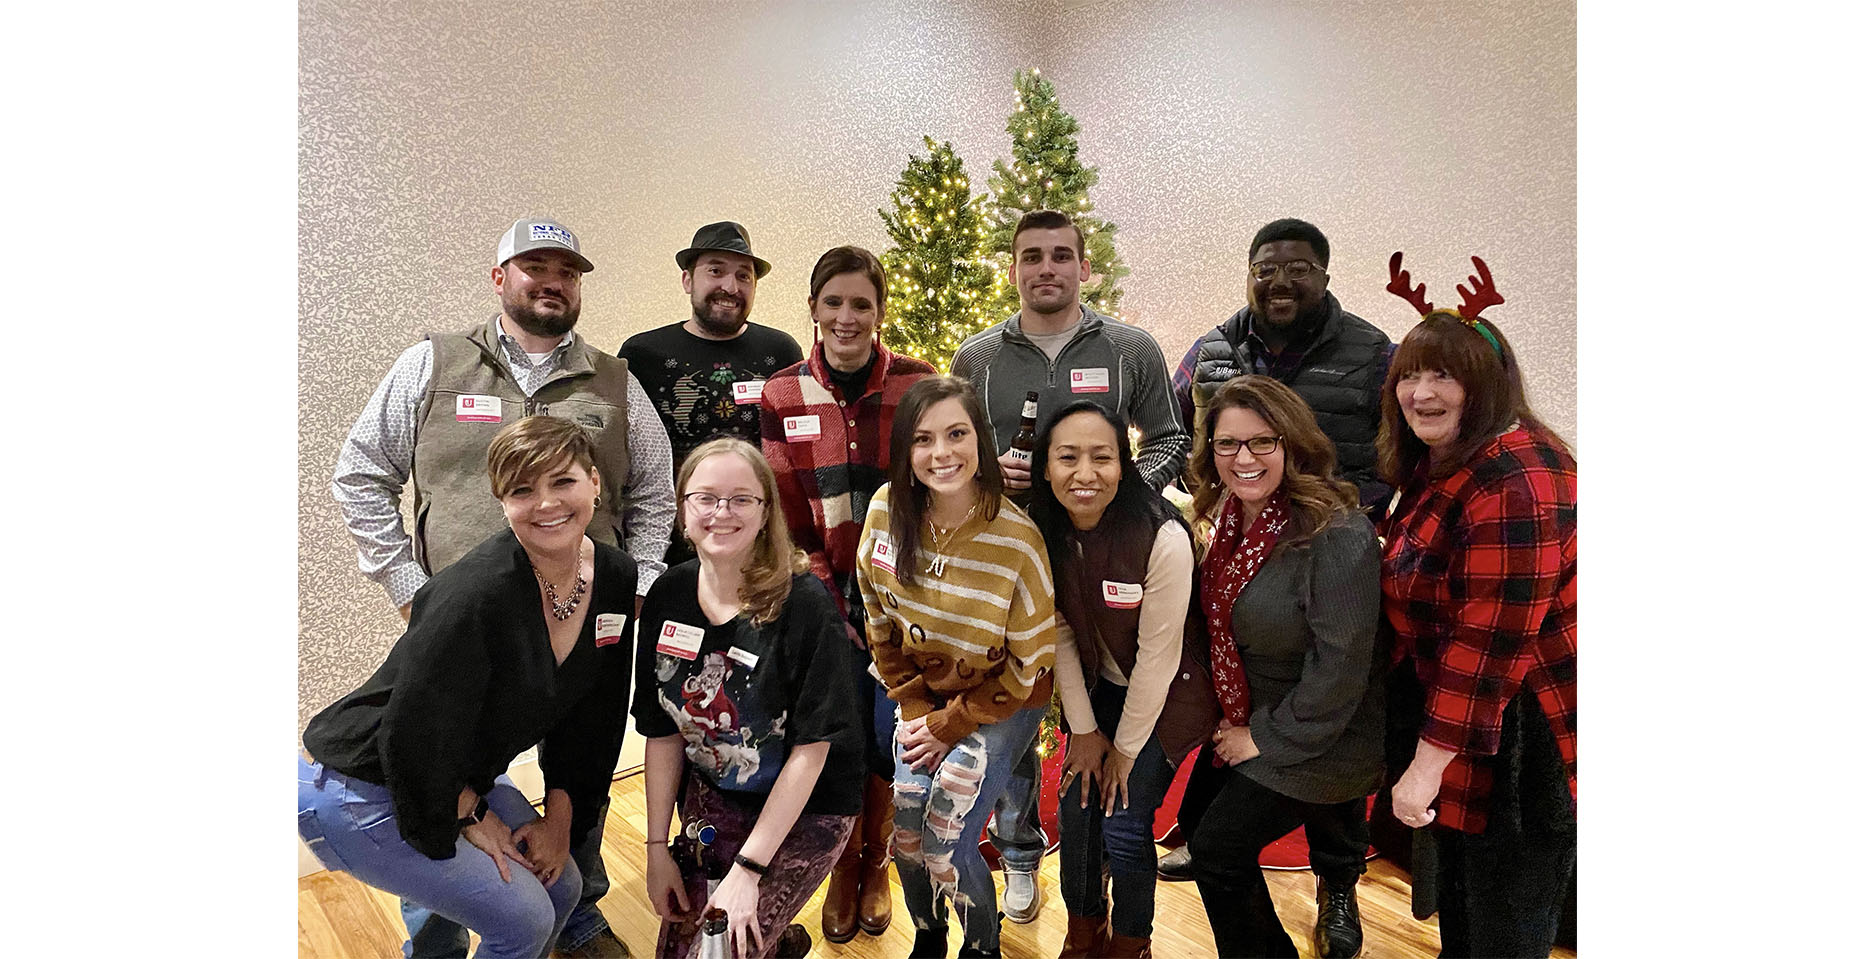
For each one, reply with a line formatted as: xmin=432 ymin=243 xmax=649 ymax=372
xmin=950 ymin=210 xmax=1188 ymax=494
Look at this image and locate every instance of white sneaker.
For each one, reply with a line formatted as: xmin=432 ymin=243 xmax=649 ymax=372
xmin=1002 ymin=869 xmax=1042 ymax=923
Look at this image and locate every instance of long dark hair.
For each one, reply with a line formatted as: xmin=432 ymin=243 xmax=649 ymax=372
xmin=1376 ymin=313 xmax=1567 ymax=484
xmin=1031 ymin=400 xmax=1185 ymax=584
xmin=885 ymin=376 xmax=1003 ymax=587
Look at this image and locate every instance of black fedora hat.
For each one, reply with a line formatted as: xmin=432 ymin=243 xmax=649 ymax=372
xmin=675 ymin=221 xmax=772 ymax=278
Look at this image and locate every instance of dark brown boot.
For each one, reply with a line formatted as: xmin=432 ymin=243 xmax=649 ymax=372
xmin=1058 ymin=914 xmax=1111 ymax=958
xmin=820 ymin=813 xmax=864 ymax=942
xmin=858 ymin=773 xmax=897 ymax=935
xmin=1102 ymin=934 xmax=1152 ymax=959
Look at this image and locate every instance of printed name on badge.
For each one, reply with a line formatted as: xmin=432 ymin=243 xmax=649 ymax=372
xmin=726 ymin=646 xmax=760 ymax=669
xmin=783 ymin=414 xmax=823 ymax=442
xmin=731 ymin=380 xmax=765 ymax=405
xmin=655 ymin=620 xmax=706 ymax=660
xmin=456 ymin=394 xmax=503 ymax=422
xmin=595 ymin=613 xmax=627 ymax=647
xmin=1102 ymin=580 xmax=1143 ymax=609
xmin=1070 ymin=368 xmax=1111 ymax=393
xmin=869 ymin=535 xmax=899 ymax=575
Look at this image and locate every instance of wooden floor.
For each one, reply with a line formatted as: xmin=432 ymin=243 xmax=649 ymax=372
xmin=298 ymin=771 xmax=1577 ymax=958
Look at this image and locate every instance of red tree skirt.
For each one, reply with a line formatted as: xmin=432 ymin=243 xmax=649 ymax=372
xmin=979 ymin=730 xmax=1375 ymax=871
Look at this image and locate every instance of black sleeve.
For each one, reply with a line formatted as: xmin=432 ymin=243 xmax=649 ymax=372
xmin=778 ymin=329 xmax=805 ymax=366
xmin=781 ymin=575 xmax=862 ymax=753
xmin=540 ymin=554 xmax=637 ymax=838
xmin=377 ymin=582 xmax=493 ymax=860
xmin=631 ymin=572 xmax=684 ymax=738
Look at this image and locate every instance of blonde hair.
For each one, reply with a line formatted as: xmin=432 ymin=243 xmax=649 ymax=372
xmin=675 ymin=438 xmax=809 ymax=626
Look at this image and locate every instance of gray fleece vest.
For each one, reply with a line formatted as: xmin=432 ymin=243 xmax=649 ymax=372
xmin=411 ymin=318 xmax=634 ymax=575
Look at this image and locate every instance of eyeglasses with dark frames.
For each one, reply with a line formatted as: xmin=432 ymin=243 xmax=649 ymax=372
xmin=683 ymin=492 xmax=765 ymax=515
xmin=1210 ymin=435 xmax=1283 ymax=457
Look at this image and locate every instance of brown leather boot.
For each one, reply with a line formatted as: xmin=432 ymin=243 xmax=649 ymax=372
xmin=1058 ymin=914 xmax=1111 ymax=958
xmin=858 ymin=773 xmax=896 ymax=936
xmin=1102 ymin=934 xmax=1151 ymax=958
xmin=820 ymin=812 xmax=864 ymax=942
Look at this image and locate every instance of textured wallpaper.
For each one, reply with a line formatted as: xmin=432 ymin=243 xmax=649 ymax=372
xmin=299 ymin=0 xmax=1576 ymax=730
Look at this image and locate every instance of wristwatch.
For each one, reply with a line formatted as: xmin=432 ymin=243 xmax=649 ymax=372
xmin=457 ymin=795 xmax=489 ymax=829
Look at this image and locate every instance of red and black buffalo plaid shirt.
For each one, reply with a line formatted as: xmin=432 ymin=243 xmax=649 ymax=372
xmin=758 ymin=344 xmax=935 ymax=628
xmin=1382 ymin=424 xmax=1576 ymax=834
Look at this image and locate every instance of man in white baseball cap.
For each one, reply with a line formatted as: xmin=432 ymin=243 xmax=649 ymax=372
xmin=331 ymin=215 xmax=671 ymax=959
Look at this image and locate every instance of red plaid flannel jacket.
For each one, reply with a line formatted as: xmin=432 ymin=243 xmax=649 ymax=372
xmin=1381 ymin=424 xmax=1576 ymax=834
xmin=758 ymin=344 xmax=935 ymax=620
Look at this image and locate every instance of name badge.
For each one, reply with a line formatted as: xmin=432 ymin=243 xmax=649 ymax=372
xmin=783 ymin=414 xmax=822 ymax=442
xmin=655 ymin=620 xmax=706 ymax=660
xmin=1070 ymin=368 xmax=1110 ymax=393
xmin=595 ymin=613 xmax=627 ymax=647
xmin=732 ymin=380 xmax=765 ymax=405
xmin=726 ymin=646 xmax=760 ymax=669
xmin=869 ymin=535 xmax=899 ymax=575
xmin=1102 ymin=580 xmax=1143 ymax=609
xmin=455 ymin=394 xmax=502 ymax=422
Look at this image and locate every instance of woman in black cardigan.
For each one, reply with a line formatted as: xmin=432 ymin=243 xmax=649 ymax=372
xmin=1183 ymin=376 xmax=1386 ymax=959
xmin=299 ymin=416 xmax=635 ymax=959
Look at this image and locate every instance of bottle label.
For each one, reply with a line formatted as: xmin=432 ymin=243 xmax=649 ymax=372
xmin=1021 ymin=400 xmax=1038 ymax=418
xmin=1008 ymin=447 xmax=1033 ymax=465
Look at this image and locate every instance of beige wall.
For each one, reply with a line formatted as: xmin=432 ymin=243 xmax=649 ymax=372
xmin=299 ymin=0 xmax=1575 ymax=729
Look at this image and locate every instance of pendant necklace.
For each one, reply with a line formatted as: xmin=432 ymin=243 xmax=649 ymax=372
xmin=532 ymin=542 xmax=590 ymax=621
xmin=924 ymin=501 xmax=978 ymax=578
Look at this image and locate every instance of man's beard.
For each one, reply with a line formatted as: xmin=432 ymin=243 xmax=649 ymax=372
xmin=506 ymin=296 xmax=579 ymax=339
xmin=691 ymin=293 xmax=749 ymax=338
xmin=1254 ymin=294 xmax=1330 ymax=331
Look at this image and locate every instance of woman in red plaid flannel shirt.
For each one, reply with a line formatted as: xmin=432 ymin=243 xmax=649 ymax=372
xmin=1377 ymin=312 xmax=1576 ymax=958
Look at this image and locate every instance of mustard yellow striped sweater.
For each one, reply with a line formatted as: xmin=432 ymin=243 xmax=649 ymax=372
xmin=856 ymin=485 xmax=1056 ymax=744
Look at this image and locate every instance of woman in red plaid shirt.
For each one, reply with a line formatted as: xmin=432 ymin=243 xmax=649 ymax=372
xmin=757 ymin=246 xmax=935 ymax=945
xmin=1377 ymin=310 xmax=1576 ymax=958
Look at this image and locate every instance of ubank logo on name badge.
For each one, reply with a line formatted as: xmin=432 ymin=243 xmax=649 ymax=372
xmin=595 ymin=613 xmax=627 ymax=647
xmin=783 ymin=414 xmax=822 ymax=442
xmin=656 ymin=620 xmax=706 ymax=660
xmin=731 ymin=380 xmax=765 ymax=405
xmin=1070 ymin=368 xmax=1111 ymax=393
xmin=1102 ymin=580 xmax=1143 ymax=609
xmin=869 ymin=536 xmax=899 ymax=575
xmin=456 ymin=395 xmax=502 ymax=422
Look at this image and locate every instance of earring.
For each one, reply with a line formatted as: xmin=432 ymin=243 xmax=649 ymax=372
xmin=593 ymin=494 xmax=602 ymax=511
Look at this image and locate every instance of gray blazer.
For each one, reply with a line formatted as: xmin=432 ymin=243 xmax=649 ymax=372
xmin=1229 ymin=509 xmax=1386 ymax=804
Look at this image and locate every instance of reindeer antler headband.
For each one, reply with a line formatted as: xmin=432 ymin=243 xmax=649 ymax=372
xmin=1386 ymin=251 xmax=1504 ymax=358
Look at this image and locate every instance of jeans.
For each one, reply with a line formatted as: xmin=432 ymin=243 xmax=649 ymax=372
xmin=892 ymin=705 xmax=1045 ymax=955
xmin=1189 ymin=772 xmax=1370 ymax=958
xmin=298 ymin=755 xmax=580 ymax=959
xmin=1055 ymin=680 xmax=1178 ymax=939
xmin=402 ymin=798 xmax=614 ymax=956
xmin=1433 ymin=824 xmax=1576 ymax=958
xmin=986 ymin=728 xmax=1046 ymax=873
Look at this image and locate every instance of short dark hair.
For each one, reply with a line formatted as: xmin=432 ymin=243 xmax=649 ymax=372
xmin=809 ymin=245 xmax=886 ymax=310
xmin=1011 ymin=209 xmax=1085 ymax=259
xmin=1250 ymin=218 xmax=1330 ymax=268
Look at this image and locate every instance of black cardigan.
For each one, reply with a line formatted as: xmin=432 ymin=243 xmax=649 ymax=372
xmin=303 ymin=530 xmax=636 ymax=859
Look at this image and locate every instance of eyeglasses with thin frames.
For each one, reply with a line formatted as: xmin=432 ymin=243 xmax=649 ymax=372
xmin=683 ymin=492 xmax=765 ymax=515
xmin=1210 ymin=435 xmax=1282 ymax=457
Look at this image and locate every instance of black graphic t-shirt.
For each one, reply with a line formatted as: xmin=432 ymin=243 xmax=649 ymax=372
xmin=630 ymin=562 xmax=864 ymax=816
xmin=619 ymin=323 xmax=803 ymax=472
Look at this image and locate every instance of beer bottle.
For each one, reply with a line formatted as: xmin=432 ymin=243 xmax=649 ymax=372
xmin=1007 ymin=391 xmax=1040 ymax=508
xmin=698 ymin=907 xmax=730 ymax=959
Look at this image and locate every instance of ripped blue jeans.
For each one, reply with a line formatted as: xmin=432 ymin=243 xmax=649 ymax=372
xmin=891 ymin=706 xmax=1044 ymax=955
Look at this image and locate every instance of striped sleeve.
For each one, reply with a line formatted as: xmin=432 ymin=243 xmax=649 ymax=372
xmin=857 ymin=488 xmax=935 ymax=720
xmin=923 ymin=514 xmax=1057 ymax=743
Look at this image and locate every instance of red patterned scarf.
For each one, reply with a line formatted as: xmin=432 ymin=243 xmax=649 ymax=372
xmin=1200 ymin=495 xmax=1291 ymax=749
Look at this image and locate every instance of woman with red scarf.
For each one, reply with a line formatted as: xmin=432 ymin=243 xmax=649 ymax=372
xmin=1183 ymin=376 xmax=1386 ymax=958
xmin=1377 ymin=256 xmax=1576 ymax=957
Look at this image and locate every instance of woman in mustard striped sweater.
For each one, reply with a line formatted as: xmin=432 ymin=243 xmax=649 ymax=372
xmin=857 ymin=375 xmax=1057 ymax=959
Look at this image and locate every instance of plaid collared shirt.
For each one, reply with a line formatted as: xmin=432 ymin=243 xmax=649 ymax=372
xmin=758 ymin=344 xmax=935 ymax=619
xmin=1381 ymin=424 xmax=1577 ymax=834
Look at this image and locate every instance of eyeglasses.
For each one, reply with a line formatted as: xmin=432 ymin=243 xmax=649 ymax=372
xmin=1210 ymin=435 xmax=1282 ymax=457
xmin=683 ymin=492 xmax=765 ymax=515
xmin=1249 ymin=260 xmax=1325 ymax=282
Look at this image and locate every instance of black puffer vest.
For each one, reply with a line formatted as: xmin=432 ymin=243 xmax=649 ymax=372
xmin=1190 ymin=292 xmax=1392 ymax=510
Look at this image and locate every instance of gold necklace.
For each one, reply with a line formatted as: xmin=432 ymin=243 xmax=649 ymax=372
xmin=924 ymin=502 xmax=978 ymax=577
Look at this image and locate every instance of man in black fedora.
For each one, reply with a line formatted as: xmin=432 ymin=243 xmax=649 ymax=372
xmin=620 ymin=221 xmax=802 ymax=561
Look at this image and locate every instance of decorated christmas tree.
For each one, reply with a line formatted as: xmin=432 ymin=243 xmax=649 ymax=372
xmin=876 ymin=137 xmax=1000 ymax=368
xmin=983 ymin=68 xmax=1130 ymax=319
